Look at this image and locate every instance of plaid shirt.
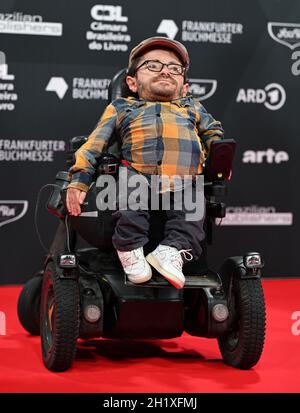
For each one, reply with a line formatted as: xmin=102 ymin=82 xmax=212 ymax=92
xmin=69 ymin=96 xmax=224 ymax=192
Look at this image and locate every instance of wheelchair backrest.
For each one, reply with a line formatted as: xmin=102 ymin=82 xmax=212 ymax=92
xmin=108 ymin=68 xmax=127 ymax=101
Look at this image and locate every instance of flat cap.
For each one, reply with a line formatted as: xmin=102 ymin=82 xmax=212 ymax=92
xmin=128 ymin=36 xmax=190 ymax=67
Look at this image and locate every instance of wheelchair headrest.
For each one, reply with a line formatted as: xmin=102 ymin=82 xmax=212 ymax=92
xmin=108 ymin=68 xmax=127 ymax=102
xmin=204 ymin=139 xmax=236 ymax=181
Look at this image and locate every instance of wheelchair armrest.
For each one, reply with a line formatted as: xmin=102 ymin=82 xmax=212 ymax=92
xmin=66 ymin=136 xmax=88 ymax=168
xmin=204 ymin=138 xmax=236 ymax=182
xmin=69 ymin=135 xmax=89 ymax=151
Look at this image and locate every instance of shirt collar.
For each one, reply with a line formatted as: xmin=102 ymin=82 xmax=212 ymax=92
xmin=126 ymin=95 xmax=193 ymax=108
xmin=171 ymin=96 xmax=193 ymax=108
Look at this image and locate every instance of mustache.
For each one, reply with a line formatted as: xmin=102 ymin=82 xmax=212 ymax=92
xmin=153 ymin=75 xmax=176 ymax=84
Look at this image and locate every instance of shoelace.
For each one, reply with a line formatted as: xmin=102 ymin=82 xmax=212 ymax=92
xmin=168 ymin=248 xmax=193 ymax=270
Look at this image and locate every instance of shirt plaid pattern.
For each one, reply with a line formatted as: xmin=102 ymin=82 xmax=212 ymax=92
xmin=69 ymin=96 xmax=224 ymax=192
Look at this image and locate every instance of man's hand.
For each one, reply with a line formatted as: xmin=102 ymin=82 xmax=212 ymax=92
xmin=66 ymin=188 xmax=87 ymax=216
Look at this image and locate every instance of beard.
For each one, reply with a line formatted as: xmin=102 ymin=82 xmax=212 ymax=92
xmin=137 ymin=76 xmax=183 ymax=101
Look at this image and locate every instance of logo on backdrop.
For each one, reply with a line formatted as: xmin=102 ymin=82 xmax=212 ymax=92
xmin=87 ymin=5 xmax=131 ymax=52
xmin=45 ymin=76 xmax=110 ymax=100
xmin=0 ymin=51 xmax=18 ymax=111
xmin=242 ymin=149 xmax=289 ymax=164
xmin=219 ymin=205 xmax=293 ymax=226
xmin=0 ymin=11 xmax=62 ymax=36
xmin=267 ymin=22 xmax=300 ymax=76
xmin=157 ymin=20 xmax=179 ymax=40
xmin=268 ymin=22 xmax=300 ymax=50
xmin=0 ymin=200 xmax=28 ymax=228
xmin=157 ymin=19 xmax=243 ymax=44
xmin=0 ymin=139 xmax=65 ymax=162
xmin=188 ymin=79 xmax=217 ymax=100
xmin=236 ymin=83 xmax=286 ymax=110
xmin=46 ymin=77 xmax=68 ymax=99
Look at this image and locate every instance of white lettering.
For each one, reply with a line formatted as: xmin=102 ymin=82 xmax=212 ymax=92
xmin=0 ymin=12 xmax=42 ymax=22
xmin=278 ymin=27 xmax=300 ymax=39
xmin=291 ymin=50 xmax=300 ymax=75
xmin=243 ymin=149 xmax=289 ymax=164
xmin=0 ymin=205 xmax=16 ymax=216
xmin=236 ymin=88 xmax=247 ymax=103
xmin=0 ymin=20 xmax=62 ymax=36
xmin=0 ymin=102 xmax=14 ymax=110
xmin=236 ymin=84 xmax=285 ymax=110
xmin=0 ymin=64 xmax=14 ymax=80
xmin=103 ymin=41 xmax=128 ymax=51
xmin=91 ymin=5 xmax=127 ymax=22
xmin=180 ymin=21 xmax=242 ymax=44
xmin=236 ymin=88 xmax=266 ymax=103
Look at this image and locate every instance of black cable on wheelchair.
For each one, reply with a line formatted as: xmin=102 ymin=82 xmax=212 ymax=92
xmin=34 ymin=183 xmax=62 ymax=253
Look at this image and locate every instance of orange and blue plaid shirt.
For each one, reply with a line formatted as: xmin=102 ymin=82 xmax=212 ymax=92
xmin=69 ymin=96 xmax=224 ymax=192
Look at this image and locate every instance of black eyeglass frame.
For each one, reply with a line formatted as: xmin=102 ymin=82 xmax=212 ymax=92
xmin=135 ymin=59 xmax=186 ymax=76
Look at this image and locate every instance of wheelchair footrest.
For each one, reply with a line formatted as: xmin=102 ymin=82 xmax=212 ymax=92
xmin=125 ymin=271 xmax=221 ymax=289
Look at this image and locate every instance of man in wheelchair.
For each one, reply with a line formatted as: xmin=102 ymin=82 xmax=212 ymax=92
xmin=67 ymin=36 xmax=224 ymax=289
xmin=17 ymin=37 xmax=266 ymax=373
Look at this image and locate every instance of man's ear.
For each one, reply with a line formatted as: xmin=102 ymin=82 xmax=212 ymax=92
xmin=126 ymin=76 xmax=138 ymax=93
xmin=182 ymin=82 xmax=189 ymax=97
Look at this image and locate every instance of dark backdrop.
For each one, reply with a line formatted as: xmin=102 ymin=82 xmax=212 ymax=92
xmin=1 ymin=0 xmax=299 ymax=284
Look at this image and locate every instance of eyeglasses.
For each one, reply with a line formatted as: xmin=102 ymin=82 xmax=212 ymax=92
xmin=136 ymin=60 xmax=185 ymax=76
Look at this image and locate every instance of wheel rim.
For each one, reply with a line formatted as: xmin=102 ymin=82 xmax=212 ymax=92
xmin=226 ymin=328 xmax=239 ymax=351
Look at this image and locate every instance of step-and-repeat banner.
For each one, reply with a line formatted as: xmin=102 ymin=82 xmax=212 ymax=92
xmin=1 ymin=0 xmax=299 ymax=283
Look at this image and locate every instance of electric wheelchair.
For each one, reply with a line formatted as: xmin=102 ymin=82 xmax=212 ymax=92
xmin=17 ymin=69 xmax=266 ymax=372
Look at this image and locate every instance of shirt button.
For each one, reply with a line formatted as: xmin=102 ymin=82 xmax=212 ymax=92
xmin=157 ymin=160 xmax=162 ymax=165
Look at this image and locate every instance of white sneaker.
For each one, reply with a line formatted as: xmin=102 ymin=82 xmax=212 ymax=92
xmin=117 ymin=247 xmax=152 ymax=284
xmin=146 ymin=245 xmax=193 ymax=289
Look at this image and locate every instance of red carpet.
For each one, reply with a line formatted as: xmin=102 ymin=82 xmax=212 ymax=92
xmin=0 ymin=279 xmax=300 ymax=393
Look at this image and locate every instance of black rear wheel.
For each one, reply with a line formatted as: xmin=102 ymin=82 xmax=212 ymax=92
xmin=218 ymin=277 xmax=266 ymax=369
xmin=17 ymin=273 xmax=43 ymax=335
xmin=40 ymin=261 xmax=80 ymax=372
